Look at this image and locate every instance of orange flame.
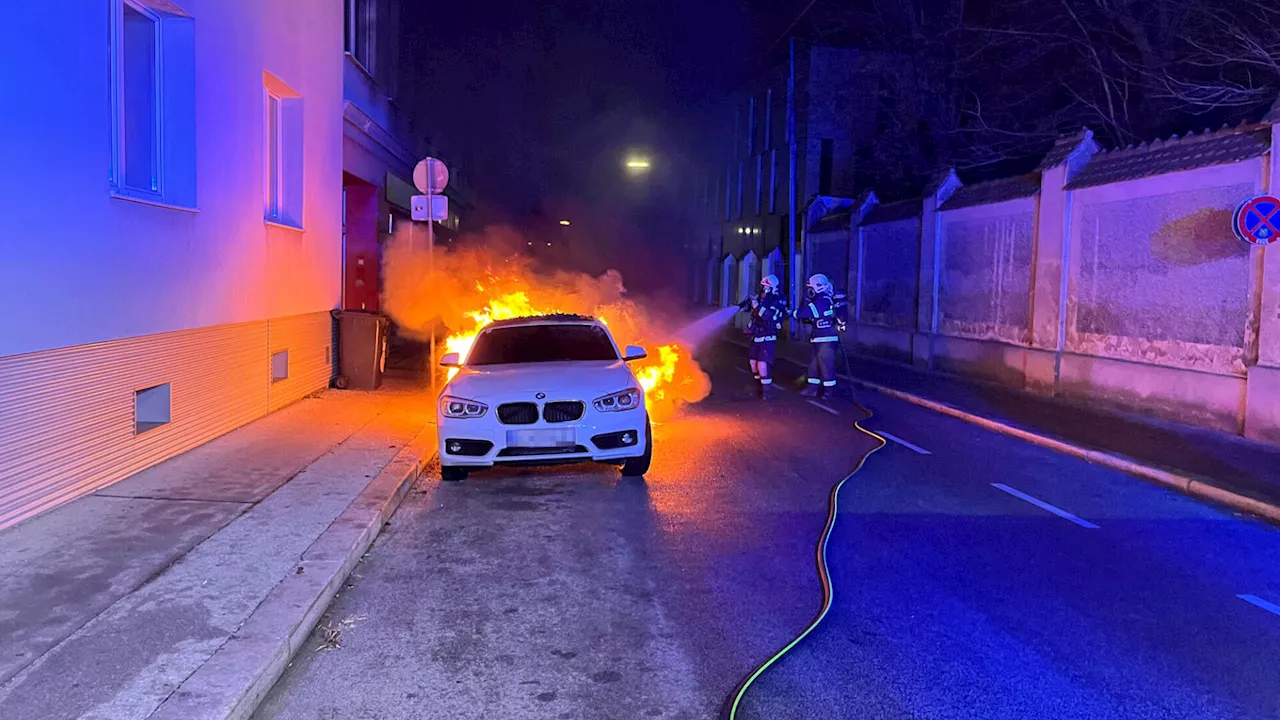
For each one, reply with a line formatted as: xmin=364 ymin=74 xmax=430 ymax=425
xmin=442 ymin=299 xmax=691 ymax=419
xmin=381 ymin=228 xmax=711 ymax=420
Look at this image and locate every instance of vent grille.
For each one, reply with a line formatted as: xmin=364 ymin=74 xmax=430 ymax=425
xmin=497 ymin=402 xmax=539 ymax=425
xmin=542 ymin=401 xmax=584 ymax=423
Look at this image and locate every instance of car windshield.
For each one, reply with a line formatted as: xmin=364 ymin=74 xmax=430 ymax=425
xmin=466 ymin=324 xmax=619 ymax=365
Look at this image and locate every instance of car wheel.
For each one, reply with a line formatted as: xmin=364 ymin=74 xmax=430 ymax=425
xmin=620 ymin=418 xmax=653 ymax=477
xmin=440 ymin=466 xmax=468 ymax=483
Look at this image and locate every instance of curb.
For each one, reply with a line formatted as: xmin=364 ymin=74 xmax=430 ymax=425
xmin=729 ymin=338 xmax=1280 ymax=525
xmin=147 ymin=422 xmax=439 ymax=720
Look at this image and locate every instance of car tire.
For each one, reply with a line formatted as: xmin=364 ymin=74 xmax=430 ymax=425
xmin=620 ymin=418 xmax=653 ymax=477
xmin=440 ymin=466 xmax=468 ymax=483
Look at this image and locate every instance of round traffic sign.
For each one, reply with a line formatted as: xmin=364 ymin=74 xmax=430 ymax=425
xmin=1233 ymin=194 xmax=1280 ymax=245
xmin=413 ymin=157 xmax=449 ymax=194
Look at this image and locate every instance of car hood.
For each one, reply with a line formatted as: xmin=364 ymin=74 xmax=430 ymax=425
xmin=444 ymin=360 xmax=639 ymax=402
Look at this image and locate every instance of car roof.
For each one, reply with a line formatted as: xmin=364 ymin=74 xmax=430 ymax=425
xmin=482 ymin=313 xmax=600 ymax=329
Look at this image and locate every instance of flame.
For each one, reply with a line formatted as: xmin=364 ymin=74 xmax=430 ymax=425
xmin=443 ymin=306 xmax=690 ymax=418
xmin=381 ymin=227 xmax=712 ymax=420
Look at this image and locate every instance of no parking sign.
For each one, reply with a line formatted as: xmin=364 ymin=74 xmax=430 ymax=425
xmin=1233 ymin=195 xmax=1280 ymax=245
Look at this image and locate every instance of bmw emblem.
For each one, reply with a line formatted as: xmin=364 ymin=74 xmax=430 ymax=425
xmin=535 ymin=392 xmax=546 ymax=400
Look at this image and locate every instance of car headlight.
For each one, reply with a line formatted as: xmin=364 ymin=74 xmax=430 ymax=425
xmin=593 ymin=388 xmax=642 ymax=412
xmin=440 ymin=395 xmax=488 ymax=419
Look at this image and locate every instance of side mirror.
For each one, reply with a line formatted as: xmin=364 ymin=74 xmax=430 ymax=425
xmin=439 ymin=352 xmax=462 ymax=368
xmin=623 ymin=345 xmax=647 ymax=362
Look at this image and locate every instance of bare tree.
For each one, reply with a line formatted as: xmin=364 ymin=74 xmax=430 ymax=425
xmin=795 ymin=0 xmax=1280 ymax=193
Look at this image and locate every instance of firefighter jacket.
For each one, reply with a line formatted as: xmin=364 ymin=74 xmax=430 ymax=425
xmin=748 ymin=293 xmax=788 ymax=342
xmin=795 ymin=292 xmax=840 ymax=343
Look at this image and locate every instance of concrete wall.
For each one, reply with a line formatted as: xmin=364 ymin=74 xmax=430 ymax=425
xmin=838 ymin=129 xmax=1280 ymax=444
xmin=938 ymin=199 xmax=1037 ymax=345
xmin=857 ymin=219 xmax=920 ymax=329
xmin=1067 ymin=165 xmax=1258 ymax=377
xmin=807 ymin=228 xmax=851 ymax=292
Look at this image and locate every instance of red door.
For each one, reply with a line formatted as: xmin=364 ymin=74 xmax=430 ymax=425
xmin=342 ymin=181 xmax=380 ymax=312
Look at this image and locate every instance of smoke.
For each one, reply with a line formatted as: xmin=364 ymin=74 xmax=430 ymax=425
xmin=381 ymin=224 xmax=712 ymax=420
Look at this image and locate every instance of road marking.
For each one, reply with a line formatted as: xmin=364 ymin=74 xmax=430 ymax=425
xmin=1238 ymin=594 xmax=1280 ymax=617
xmin=735 ymin=367 xmax=750 ymax=375
xmin=990 ymin=483 xmax=1100 ymax=529
xmin=877 ymin=431 xmax=931 ymax=455
xmin=808 ymin=400 xmax=840 ymax=416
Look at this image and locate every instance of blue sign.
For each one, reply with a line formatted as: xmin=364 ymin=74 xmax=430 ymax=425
xmin=1233 ymin=195 xmax=1280 ymax=245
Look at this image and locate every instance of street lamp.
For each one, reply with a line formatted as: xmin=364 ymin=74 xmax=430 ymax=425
xmin=624 ymin=155 xmax=652 ymax=175
xmin=559 ymin=219 xmax=571 ymax=226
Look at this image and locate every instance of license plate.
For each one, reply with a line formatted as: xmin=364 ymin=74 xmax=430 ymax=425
xmin=506 ymin=428 xmax=576 ymax=448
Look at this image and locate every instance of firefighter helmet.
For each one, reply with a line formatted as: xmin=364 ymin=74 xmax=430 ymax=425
xmin=760 ymin=274 xmax=780 ymax=291
xmin=807 ymin=273 xmax=833 ymax=294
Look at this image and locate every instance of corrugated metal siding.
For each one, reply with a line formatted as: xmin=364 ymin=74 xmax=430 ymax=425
xmin=0 ymin=311 xmax=333 ymax=530
xmin=268 ymin=312 xmax=335 ymax=413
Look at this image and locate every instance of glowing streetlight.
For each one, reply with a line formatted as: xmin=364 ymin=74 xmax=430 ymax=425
xmin=625 ymin=156 xmax=652 ymax=175
xmin=559 ymin=219 xmax=571 ymax=226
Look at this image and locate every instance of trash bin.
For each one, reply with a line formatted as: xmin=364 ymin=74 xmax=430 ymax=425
xmin=332 ymin=310 xmax=389 ymax=390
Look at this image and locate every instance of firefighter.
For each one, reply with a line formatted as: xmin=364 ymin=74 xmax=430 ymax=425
xmin=737 ymin=274 xmax=787 ymax=398
xmin=794 ymin=273 xmax=840 ymax=398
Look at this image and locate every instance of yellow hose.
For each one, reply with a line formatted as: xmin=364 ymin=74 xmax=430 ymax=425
xmin=724 ymin=399 xmax=887 ymax=719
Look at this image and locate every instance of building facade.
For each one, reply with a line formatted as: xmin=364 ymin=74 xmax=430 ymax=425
xmin=0 ymin=0 xmax=462 ymax=530
xmin=689 ymin=42 xmax=883 ymax=312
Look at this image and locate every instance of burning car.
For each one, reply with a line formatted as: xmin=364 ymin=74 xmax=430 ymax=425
xmin=436 ymin=314 xmax=652 ymax=481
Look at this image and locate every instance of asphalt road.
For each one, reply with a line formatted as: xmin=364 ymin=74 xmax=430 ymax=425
xmin=254 ymin=344 xmax=1280 ymax=720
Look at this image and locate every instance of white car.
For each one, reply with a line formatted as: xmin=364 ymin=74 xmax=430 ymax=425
xmin=435 ymin=314 xmax=652 ymax=482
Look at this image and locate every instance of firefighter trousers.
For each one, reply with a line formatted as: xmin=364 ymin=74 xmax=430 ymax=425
xmin=807 ymin=341 xmax=838 ymax=388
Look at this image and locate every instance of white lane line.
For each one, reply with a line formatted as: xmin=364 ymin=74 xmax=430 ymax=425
xmin=877 ymin=431 xmax=932 ymax=455
xmin=991 ymin=483 xmax=1100 ymax=529
xmin=1238 ymin=594 xmax=1280 ymax=617
xmin=735 ymin=367 xmax=750 ymax=375
xmin=808 ymin=400 xmax=840 ymax=416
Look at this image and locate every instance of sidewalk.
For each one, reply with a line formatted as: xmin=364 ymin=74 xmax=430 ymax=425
xmin=0 ymin=381 xmax=437 ymax=720
xmin=739 ymin=334 xmax=1280 ymax=520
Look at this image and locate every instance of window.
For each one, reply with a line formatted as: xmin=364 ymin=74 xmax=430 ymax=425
xmin=135 ymin=383 xmax=172 ymax=434
xmin=755 ymin=154 xmax=763 ymax=215
xmin=819 ymin=139 xmax=834 ymax=196
xmin=264 ymin=73 xmax=304 ymax=228
xmin=121 ymin=4 xmax=157 ymax=191
xmin=110 ymin=0 xmax=196 ymax=208
xmin=736 ymin=162 xmax=744 ymax=218
xmin=467 ymin=325 xmax=619 ymax=365
xmin=770 ymin=149 xmax=778 ymax=214
xmin=345 ymin=0 xmax=376 ymax=74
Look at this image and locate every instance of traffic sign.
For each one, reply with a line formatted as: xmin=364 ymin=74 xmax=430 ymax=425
xmin=1233 ymin=194 xmax=1280 ymax=245
xmin=413 ymin=157 xmax=449 ymax=194
xmin=411 ymin=194 xmax=448 ymax=222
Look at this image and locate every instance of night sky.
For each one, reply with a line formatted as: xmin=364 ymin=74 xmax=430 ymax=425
xmin=407 ymin=1 xmax=808 ymax=223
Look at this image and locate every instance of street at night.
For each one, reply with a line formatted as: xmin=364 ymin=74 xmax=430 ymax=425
xmin=8 ymin=2 xmax=1280 ymax=719
xmin=252 ymin=343 xmax=1280 ymax=720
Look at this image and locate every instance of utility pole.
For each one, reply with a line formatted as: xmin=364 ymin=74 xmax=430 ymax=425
xmin=786 ymin=37 xmax=798 ymax=335
xmin=412 ymin=157 xmax=449 ymax=394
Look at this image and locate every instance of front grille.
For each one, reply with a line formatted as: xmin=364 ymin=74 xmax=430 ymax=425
xmin=497 ymin=402 xmax=539 ymax=425
xmin=497 ymin=445 xmax=590 ymax=457
xmin=542 ymin=401 xmax=585 ymax=423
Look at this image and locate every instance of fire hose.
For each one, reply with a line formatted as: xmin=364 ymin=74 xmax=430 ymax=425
xmin=722 ymin=363 xmax=887 ymax=719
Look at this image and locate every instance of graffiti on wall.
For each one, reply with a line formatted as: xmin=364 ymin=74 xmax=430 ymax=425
xmin=938 ymin=211 xmax=1035 ymax=344
xmin=1072 ymin=184 xmax=1253 ymax=375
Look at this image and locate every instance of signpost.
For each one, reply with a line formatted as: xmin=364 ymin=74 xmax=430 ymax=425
xmin=1233 ymin=194 xmax=1280 ymax=245
xmin=412 ymin=158 xmax=450 ymax=392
